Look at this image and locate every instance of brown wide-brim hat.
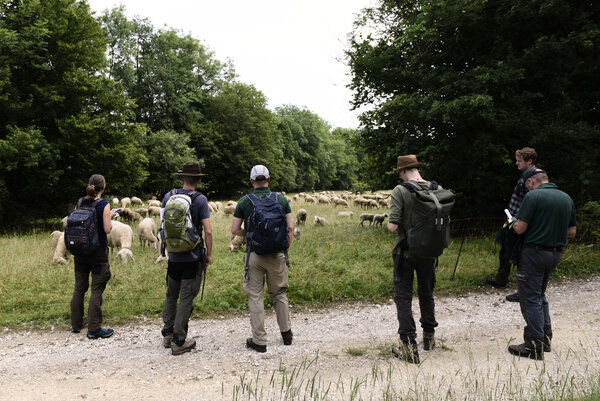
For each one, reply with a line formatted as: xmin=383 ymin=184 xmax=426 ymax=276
xmin=176 ymin=162 xmax=206 ymax=176
xmin=393 ymin=154 xmax=423 ymax=171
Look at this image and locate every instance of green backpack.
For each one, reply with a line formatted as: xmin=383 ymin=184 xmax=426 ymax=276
xmin=400 ymin=181 xmax=455 ymax=258
xmin=161 ymin=189 xmax=203 ymax=253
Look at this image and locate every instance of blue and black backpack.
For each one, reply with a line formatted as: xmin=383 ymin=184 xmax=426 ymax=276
xmin=245 ymin=192 xmax=289 ymax=255
xmin=64 ymin=198 xmax=102 ymax=256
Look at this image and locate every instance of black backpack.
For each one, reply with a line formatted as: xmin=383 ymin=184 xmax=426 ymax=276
xmin=64 ymin=198 xmax=102 ymax=256
xmin=400 ymin=181 xmax=455 ymax=258
xmin=245 ymin=192 xmax=289 ymax=255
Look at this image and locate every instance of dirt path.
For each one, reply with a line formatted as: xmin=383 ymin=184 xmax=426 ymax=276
xmin=1 ymin=277 xmax=599 ymax=401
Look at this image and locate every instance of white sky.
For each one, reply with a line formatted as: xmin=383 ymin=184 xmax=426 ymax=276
xmin=86 ymin=0 xmax=374 ymax=129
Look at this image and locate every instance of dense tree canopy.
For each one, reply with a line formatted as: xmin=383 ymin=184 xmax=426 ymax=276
xmin=347 ymin=0 xmax=600 ymax=216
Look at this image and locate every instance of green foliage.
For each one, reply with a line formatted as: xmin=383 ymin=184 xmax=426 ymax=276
xmin=347 ymin=0 xmax=600 ymax=217
xmin=575 ymin=201 xmax=600 ymax=245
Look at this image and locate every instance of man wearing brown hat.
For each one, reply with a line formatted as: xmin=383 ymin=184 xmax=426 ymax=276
xmin=387 ymin=154 xmax=440 ymax=363
xmin=159 ymin=162 xmax=213 ymax=355
xmin=507 ymin=168 xmax=576 ymax=360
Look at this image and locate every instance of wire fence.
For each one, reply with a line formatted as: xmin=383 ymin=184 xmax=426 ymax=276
xmin=450 ymin=217 xmax=504 ymax=239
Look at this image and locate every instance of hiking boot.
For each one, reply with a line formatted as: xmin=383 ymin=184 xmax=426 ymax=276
xmin=508 ymin=342 xmax=544 ymax=360
xmin=86 ymin=328 xmax=114 ymax=339
xmin=71 ymin=317 xmax=86 ymax=334
xmin=483 ymin=277 xmax=506 ymax=289
xmin=171 ymin=339 xmax=196 ymax=355
xmin=281 ymin=330 xmax=293 ymax=346
xmin=392 ymin=342 xmax=420 ymax=364
xmin=505 ymin=292 xmax=519 ymax=302
xmin=246 ymin=338 xmax=267 ymax=353
xmin=163 ymin=333 xmax=173 ymax=348
xmin=423 ymin=331 xmax=435 ymax=351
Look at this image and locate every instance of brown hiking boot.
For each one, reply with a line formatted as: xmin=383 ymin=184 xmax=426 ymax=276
xmin=163 ymin=333 xmax=173 ymax=348
xmin=423 ymin=331 xmax=435 ymax=351
xmin=392 ymin=342 xmax=420 ymax=364
xmin=171 ymin=339 xmax=196 ymax=355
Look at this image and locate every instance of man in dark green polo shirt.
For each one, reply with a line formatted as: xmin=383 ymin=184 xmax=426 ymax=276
xmin=231 ymin=165 xmax=295 ymax=353
xmin=508 ymin=168 xmax=577 ymax=360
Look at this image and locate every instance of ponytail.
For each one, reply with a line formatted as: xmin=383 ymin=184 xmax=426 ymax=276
xmin=85 ymin=174 xmax=106 ymax=199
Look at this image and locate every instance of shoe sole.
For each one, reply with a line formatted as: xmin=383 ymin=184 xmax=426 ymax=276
xmin=508 ymin=347 xmax=543 ymax=360
xmin=171 ymin=347 xmax=193 ymax=355
xmin=87 ymin=330 xmax=114 ymax=339
xmin=246 ymin=339 xmax=267 ymax=353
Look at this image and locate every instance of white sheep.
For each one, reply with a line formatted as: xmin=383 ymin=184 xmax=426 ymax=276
xmin=223 ymin=205 xmax=236 ymax=215
xmin=228 ymin=234 xmax=245 ymax=252
xmin=227 ymin=200 xmax=237 ymax=207
xmin=52 ymin=231 xmax=70 ymax=264
xmin=214 ymin=201 xmax=223 ymax=212
xmin=337 ymin=211 xmax=354 ymax=218
xmin=304 ymin=195 xmax=317 ymax=203
xmin=107 ymin=221 xmax=134 ymax=263
xmin=333 ymin=198 xmax=349 ymax=207
xmin=292 ymin=227 xmax=301 ymax=240
xmin=296 ymin=208 xmax=307 ymax=226
xmin=137 ymin=218 xmax=158 ymax=249
xmin=313 ymin=216 xmax=329 ymax=226
xmin=120 ymin=197 xmax=131 ymax=208
xmin=131 ymin=196 xmax=144 ymax=206
xmin=112 ymin=197 xmax=119 ymax=205
xmin=372 ymin=213 xmax=389 ymax=227
xmin=136 ymin=208 xmax=148 ymax=217
xmin=317 ymin=195 xmax=331 ymax=205
xmin=51 ymin=230 xmax=63 ymax=246
xmin=357 ymin=213 xmax=376 ymax=227
xmin=148 ymin=200 xmax=161 ymax=208
xmin=147 ymin=206 xmax=161 ymax=217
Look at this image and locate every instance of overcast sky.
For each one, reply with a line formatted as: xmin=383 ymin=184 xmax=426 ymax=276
xmin=86 ymin=0 xmax=374 ymax=129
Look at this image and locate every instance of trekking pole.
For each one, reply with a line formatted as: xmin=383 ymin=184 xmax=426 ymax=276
xmin=451 ymin=231 xmax=467 ymax=280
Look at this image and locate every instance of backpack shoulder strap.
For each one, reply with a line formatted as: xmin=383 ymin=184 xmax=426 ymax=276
xmin=429 ymin=181 xmax=439 ymax=190
xmin=399 ymin=182 xmax=418 ymax=192
xmin=270 ymin=192 xmax=278 ymax=201
xmin=247 ymin=193 xmax=258 ymax=205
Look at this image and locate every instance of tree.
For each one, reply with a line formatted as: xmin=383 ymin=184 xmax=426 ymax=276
xmin=347 ymin=0 xmax=600 ymax=216
xmin=0 ymin=0 xmax=146 ymax=225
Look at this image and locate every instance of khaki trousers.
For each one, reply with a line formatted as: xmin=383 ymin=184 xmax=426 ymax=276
xmin=243 ymin=252 xmax=291 ymax=346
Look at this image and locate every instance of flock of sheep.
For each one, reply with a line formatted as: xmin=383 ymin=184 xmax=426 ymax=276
xmin=50 ymin=191 xmax=391 ymax=264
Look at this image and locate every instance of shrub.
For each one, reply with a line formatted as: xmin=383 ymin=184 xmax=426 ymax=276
xmin=575 ymin=201 xmax=600 ymax=244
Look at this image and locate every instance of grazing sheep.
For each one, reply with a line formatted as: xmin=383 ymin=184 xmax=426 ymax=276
xmin=313 ymin=216 xmax=329 ymax=226
xmin=357 ymin=213 xmax=376 ymax=227
xmin=148 ymin=200 xmax=161 ymax=208
xmin=337 ymin=211 xmax=354 ymax=218
xmin=223 ymin=205 xmax=236 ymax=215
xmin=372 ymin=213 xmax=389 ymax=227
xmin=333 ymin=198 xmax=349 ymax=208
xmin=317 ymin=195 xmax=331 ymax=205
xmin=120 ymin=197 xmax=131 ymax=208
xmin=228 ymin=234 xmax=245 ymax=252
xmin=296 ymin=208 xmax=307 ymax=226
xmin=52 ymin=232 xmax=70 ymax=264
xmin=112 ymin=197 xmax=119 ymax=205
xmin=227 ymin=200 xmax=237 ymax=207
xmin=137 ymin=218 xmax=158 ymax=249
xmin=365 ymin=199 xmax=380 ymax=209
xmin=292 ymin=194 xmax=299 ymax=202
xmin=107 ymin=221 xmax=134 ymax=263
xmin=119 ymin=208 xmax=141 ymax=222
xmin=51 ymin=230 xmax=63 ymax=246
xmin=292 ymin=227 xmax=301 ymax=240
xmin=137 ymin=208 xmax=148 ymax=217
xmin=147 ymin=206 xmax=161 ymax=217
xmin=62 ymin=216 xmax=68 ymax=228
xmin=353 ymin=198 xmax=365 ymax=207
xmin=377 ymin=198 xmax=390 ymax=208
xmin=304 ymin=195 xmax=317 ymax=203
xmin=131 ymin=196 xmax=144 ymax=206
xmin=214 ymin=201 xmax=223 ymax=212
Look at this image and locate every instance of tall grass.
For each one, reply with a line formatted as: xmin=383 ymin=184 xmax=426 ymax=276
xmin=1 ymin=194 xmax=598 ymax=328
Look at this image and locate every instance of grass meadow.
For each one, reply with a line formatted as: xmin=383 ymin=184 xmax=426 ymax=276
xmin=1 ymin=192 xmax=598 ymax=329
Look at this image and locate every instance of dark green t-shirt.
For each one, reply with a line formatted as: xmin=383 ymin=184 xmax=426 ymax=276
xmin=233 ymin=187 xmax=292 ymax=252
xmin=516 ymin=183 xmax=576 ymax=247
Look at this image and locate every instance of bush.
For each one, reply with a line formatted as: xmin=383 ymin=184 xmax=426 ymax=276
xmin=575 ymin=201 xmax=600 ymax=244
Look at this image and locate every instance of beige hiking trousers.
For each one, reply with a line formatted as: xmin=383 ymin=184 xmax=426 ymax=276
xmin=243 ymin=252 xmax=291 ymax=346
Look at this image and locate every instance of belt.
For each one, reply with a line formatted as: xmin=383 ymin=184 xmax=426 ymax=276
xmin=524 ymin=244 xmax=563 ymax=252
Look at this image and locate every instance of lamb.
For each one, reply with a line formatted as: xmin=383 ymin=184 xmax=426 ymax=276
xmin=52 ymin=231 xmax=70 ymax=264
xmin=372 ymin=213 xmax=389 ymax=227
xmin=148 ymin=200 xmax=161 ymax=208
xmin=337 ymin=211 xmax=354 ymax=218
xmin=137 ymin=218 xmax=158 ymax=249
xmin=107 ymin=221 xmax=134 ymax=263
xmin=357 ymin=213 xmax=376 ymax=227
xmin=131 ymin=196 xmax=144 ymax=206
xmin=296 ymin=209 xmax=307 ymax=226
xmin=313 ymin=215 xmax=329 ymax=226
xmin=120 ymin=197 xmax=131 ymax=208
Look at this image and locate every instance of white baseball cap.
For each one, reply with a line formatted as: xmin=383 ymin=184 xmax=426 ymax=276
xmin=250 ymin=165 xmax=270 ymax=180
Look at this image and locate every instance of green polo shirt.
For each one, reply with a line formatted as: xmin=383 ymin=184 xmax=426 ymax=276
xmin=516 ymin=183 xmax=576 ymax=247
xmin=233 ymin=187 xmax=292 ymax=252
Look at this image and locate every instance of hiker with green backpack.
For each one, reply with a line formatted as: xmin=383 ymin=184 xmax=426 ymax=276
xmin=159 ymin=162 xmax=213 ymax=355
xmin=387 ymin=154 xmax=455 ymax=364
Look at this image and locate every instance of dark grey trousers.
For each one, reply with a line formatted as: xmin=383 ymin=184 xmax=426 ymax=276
xmin=70 ymin=263 xmax=111 ymax=332
xmin=162 ymin=263 xmax=203 ymax=345
xmin=516 ymin=247 xmax=561 ymax=343
xmin=393 ymin=253 xmax=438 ymax=343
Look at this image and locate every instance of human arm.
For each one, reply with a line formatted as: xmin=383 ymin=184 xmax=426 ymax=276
xmin=201 ymin=218 xmax=213 ymax=265
xmin=286 ymin=213 xmax=294 ymax=245
xmin=387 ymin=222 xmax=399 ymax=233
xmin=567 ymin=226 xmax=576 ymax=239
xmin=102 ymin=203 xmax=112 ymax=234
xmin=231 ymin=217 xmax=244 ymax=237
xmin=512 ymin=219 xmax=528 ymax=235
xmin=388 ymin=186 xmax=403 ymax=233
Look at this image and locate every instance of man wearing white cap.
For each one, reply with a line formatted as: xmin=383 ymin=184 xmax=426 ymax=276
xmin=231 ymin=165 xmax=295 ymax=353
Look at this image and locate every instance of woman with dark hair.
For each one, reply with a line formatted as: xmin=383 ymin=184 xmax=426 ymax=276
xmin=70 ymin=174 xmax=116 ymax=339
